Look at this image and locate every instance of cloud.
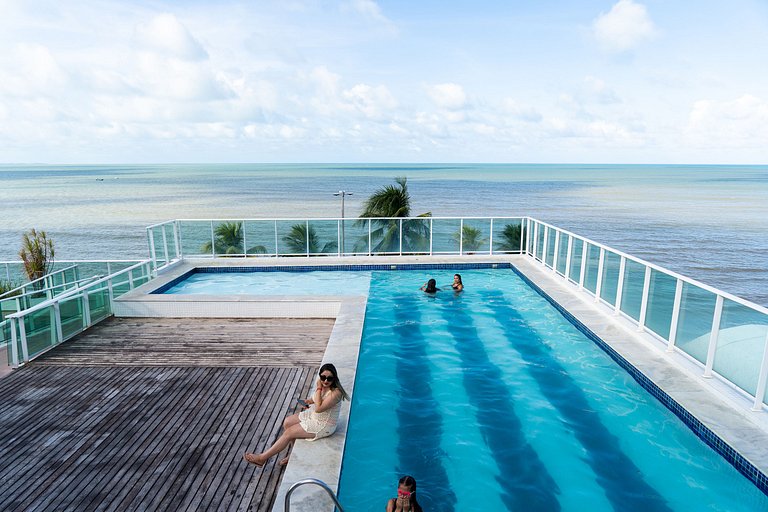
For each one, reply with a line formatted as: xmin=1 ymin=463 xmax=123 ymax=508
xmin=593 ymin=0 xmax=656 ymax=53
xmin=501 ymin=99 xmax=542 ymax=122
xmin=685 ymin=95 xmax=768 ymax=147
xmin=427 ymin=83 xmax=467 ymax=110
xmin=342 ymin=84 xmax=398 ymax=119
xmin=134 ymin=13 xmax=208 ymax=61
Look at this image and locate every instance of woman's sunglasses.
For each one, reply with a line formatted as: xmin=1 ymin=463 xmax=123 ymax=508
xmin=319 ymin=374 xmax=335 ymax=382
xmin=397 ymin=489 xmax=413 ymax=498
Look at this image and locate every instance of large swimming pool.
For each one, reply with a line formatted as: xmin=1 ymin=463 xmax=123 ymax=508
xmin=338 ymin=269 xmax=768 ymax=511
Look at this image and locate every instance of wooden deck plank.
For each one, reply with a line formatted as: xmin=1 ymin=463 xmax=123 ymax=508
xmin=0 ymin=315 xmax=328 ymax=511
xmin=31 ymin=317 xmax=333 ymax=367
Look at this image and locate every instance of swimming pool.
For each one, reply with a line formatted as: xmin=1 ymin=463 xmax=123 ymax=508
xmin=156 ymin=270 xmax=371 ymax=296
xmin=338 ymin=269 xmax=768 ymax=511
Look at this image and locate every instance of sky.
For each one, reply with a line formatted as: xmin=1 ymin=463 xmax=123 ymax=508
xmin=0 ymin=0 xmax=766 ymax=164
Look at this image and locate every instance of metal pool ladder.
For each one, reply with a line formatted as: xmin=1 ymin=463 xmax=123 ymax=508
xmin=284 ymin=478 xmax=345 ymax=512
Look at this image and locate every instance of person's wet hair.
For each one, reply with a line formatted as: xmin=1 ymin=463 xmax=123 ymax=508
xmin=424 ymin=278 xmax=438 ymax=293
xmin=398 ymin=475 xmax=422 ymax=511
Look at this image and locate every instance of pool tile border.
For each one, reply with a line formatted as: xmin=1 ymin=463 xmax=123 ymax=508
xmin=511 ymin=265 xmax=768 ymax=496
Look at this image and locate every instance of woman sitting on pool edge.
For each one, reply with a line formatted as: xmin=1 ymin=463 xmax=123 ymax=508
xmin=386 ymin=475 xmax=423 ymax=512
xmin=420 ymin=278 xmax=440 ymax=294
xmin=244 ymin=363 xmax=349 ymax=467
xmin=450 ymin=273 xmax=463 ymax=292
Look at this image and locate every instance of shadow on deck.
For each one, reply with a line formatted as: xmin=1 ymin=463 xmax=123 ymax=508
xmin=0 ymin=317 xmax=334 ymax=512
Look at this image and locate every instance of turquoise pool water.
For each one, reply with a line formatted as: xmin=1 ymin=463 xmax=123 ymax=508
xmin=159 ymin=270 xmax=371 ymax=296
xmin=338 ymin=269 xmax=768 ymax=511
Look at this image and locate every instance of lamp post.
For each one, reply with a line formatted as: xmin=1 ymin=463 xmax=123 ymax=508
xmin=334 ymin=190 xmax=352 ymax=255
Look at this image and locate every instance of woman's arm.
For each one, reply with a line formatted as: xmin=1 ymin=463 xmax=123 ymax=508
xmin=314 ymin=388 xmax=343 ymax=413
xmin=386 ymin=498 xmax=396 ymax=512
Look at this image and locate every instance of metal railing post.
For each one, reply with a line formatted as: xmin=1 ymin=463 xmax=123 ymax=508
xmin=703 ymin=295 xmax=724 ymax=378
xmin=552 ymin=230 xmax=560 ymax=273
xmin=637 ymin=266 xmax=652 ymax=332
xmin=174 ymin=220 xmax=182 ymax=259
xmin=147 ymin=228 xmax=157 ymax=272
xmin=429 ymin=218 xmax=433 ymax=256
xmin=614 ymin=256 xmax=626 ymax=315
xmin=210 ymin=221 xmax=216 ymax=257
xmin=18 ymin=316 xmax=29 ymax=364
xmin=306 ymin=220 xmax=310 ymax=257
xmin=128 ymin=269 xmax=134 ymax=290
xmin=595 ymin=248 xmax=605 ymax=302
xmin=368 ymin=219 xmax=372 ymax=256
xmin=10 ymin=317 xmax=19 ymax=367
xmin=399 ymin=218 xmax=403 ymax=256
xmin=82 ymin=290 xmax=92 ymax=328
xmin=667 ymin=279 xmax=684 ymax=352
xmin=489 ymin=218 xmax=494 ymax=255
xmin=54 ymin=302 xmax=63 ymax=346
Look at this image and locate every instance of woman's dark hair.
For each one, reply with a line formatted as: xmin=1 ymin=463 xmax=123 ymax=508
xmin=424 ymin=278 xmax=438 ymax=293
xmin=399 ymin=475 xmax=423 ymax=512
xmin=454 ymin=274 xmax=462 ymax=285
xmin=319 ymin=363 xmax=349 ymax=400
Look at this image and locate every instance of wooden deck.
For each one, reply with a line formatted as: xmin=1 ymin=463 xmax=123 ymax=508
xmin=0 ymin=317 xmax=332 ymax=511
xmin=33 ymin=317 xmax=334 ymax=367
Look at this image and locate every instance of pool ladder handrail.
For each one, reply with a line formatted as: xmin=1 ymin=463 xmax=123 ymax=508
xmin=284 ymin=478 xmax=345 ymax=512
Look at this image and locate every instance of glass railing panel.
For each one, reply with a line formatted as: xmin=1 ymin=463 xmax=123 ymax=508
xmin=535 ymin=224 xmax=545 ymax=261
xmin=402 ymin=219 xmax=431 ymax=254
xmin=431 ymin=218 xmax=461 ymax=254
xmin=276 ymin=220 xmax=312 ymax=256
xmin=210 ymin=221 xmax=245 ymax=257
xmin=0 ymin=320 xmax=10 ymax=351
xmin=556 ymin=233 xmax=569 ymax=275
xmin=368 ymin=219 xmax=402 ymax=255
xmin=458 ymin=219 xmax=491 ymax=254
xmin=526 ymin=222 xmax=534 ymax=254
xmin=545 ymin=229 xmax=556 ymax=268
xmin=492 ymin=218 xmax=524 ymax=253
xmin=243 ymin=220 xmax=276 ymax=256
xmin=1 ymin=297 xmax=20 ymax=322
xmin=24 ymin=306 xmax=56 ymax=358
xmin=674 ymin=283 xmax=717 ymax=364
xmin=112 ymin=280 xmax=132 ymax=298
xmin=152 ymin=227 xmax=168 ymax=266
xmin=583 ymin=244 xmax=601 ymax=294
xmin=307 ymin=220 xmax=340 ymax=255
xmin=568 ymin=238 xmax=583 ymax=284
xmin=88 ymin=287 xmax=111 ymax=323
xmin=714 ymin=300 xmax=768 ymax=396
xmin=179 ymin=221 xmax=213 ymax=257
xmin=620 ymin=259 xmax=646 ymax=321
xmin=343 ymin=219 xmax=371 ymax=255
xmin=645 ymin=270 xmax=677 ymax=340
xmin=164 ymin=223 xmax=178 ymax=259
xmin=60 ymin=296 xmax=85 ymax=339
xmin=599 ymin=252 xmax=622 ymax=306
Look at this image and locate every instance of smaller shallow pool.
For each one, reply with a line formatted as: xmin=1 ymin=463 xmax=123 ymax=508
xmin=157 ymin=270 xmax=371 ymax=296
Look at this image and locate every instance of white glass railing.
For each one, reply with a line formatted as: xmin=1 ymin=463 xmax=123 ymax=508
xmin=3 ymin=260 xmax=153 ymax=367
xmin=0 ymin=264 xmax=80 ymax=300
xmin=145 ymin=217 xmax=528 ymax=271
xmin=524 ymin=218 xmax=768 ymax=412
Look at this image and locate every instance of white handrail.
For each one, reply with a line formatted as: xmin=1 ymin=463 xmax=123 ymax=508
xmin=0 ymin=264 xmax=79 ymax=300
xmin=284 ymin=478 xmax=344 ymax=512
xmin=6 ymin=260 xmax=150 ymax=319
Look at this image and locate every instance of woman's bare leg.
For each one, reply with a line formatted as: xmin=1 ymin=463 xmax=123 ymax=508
xmin=283 ymin=413 xmax=301 ymax=429
xmin=244 ymin=424 xmax=314 ymax=465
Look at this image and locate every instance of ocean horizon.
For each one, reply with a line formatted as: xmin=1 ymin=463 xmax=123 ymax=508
xmin=1 ymin=163 xmax=766 ymax=306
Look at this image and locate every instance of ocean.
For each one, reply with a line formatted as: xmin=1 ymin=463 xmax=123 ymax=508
xmin=1 ymin=163 xmax=766 ymax=306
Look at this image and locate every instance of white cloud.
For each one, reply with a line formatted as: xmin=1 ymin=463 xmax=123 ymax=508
xmin=342 ymin=84 xmax=398 ymax=119
xmin=593 ymin=0 xmax=656 ymax=53
xmin=501 ymin=99 xmax=542 ymax=122
xmin=685 ymin=95 xmax=768 ymax=147
xmin=134 ymin=13 xmax=208 ymax=61
xmin=427 ymin=83 xmax=467 ymax=110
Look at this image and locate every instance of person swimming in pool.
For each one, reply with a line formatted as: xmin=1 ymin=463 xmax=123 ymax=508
xmin=450 ymin=273 xmax=463 ymax=292
xmin=386 ymin=475 xmax=423 ymax=512
xmin=244 ymin=363 xmax=349 ymax=467
xmin=420 ymin=278 xmax=440 ymax=294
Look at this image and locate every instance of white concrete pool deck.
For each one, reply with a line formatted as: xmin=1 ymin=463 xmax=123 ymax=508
xmin=116 ymin=255 xmax=768 ymax=510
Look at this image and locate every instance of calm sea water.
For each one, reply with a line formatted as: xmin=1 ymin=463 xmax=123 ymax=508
xmin=1 ymin=164 xmax=766 ymax=305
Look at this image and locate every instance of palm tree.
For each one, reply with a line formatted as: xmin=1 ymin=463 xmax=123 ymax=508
xmin=495 ymin=223 xmax=525 ymax=252
xmin=19 ymin=229 xmax=55 ymax=288
xmin=357 ymin=177 xmax=431 ymax=253
xmin=453 ymin=225 xmax=486 ymax=252
xmin=282 ymin=224 xmax=337 ymax=254
xmin=201 ymin=222 xmax=267 ymax=255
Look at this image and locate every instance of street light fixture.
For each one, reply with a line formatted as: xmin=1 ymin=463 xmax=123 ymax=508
xmin=334 ymin=190 xmax=352 ymax=255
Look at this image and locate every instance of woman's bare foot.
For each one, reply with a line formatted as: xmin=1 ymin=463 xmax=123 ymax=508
xmin=244 ymin=452 xmax=266 ymax=466
xmin=278 ymin=457 xmax=289 ymax=467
